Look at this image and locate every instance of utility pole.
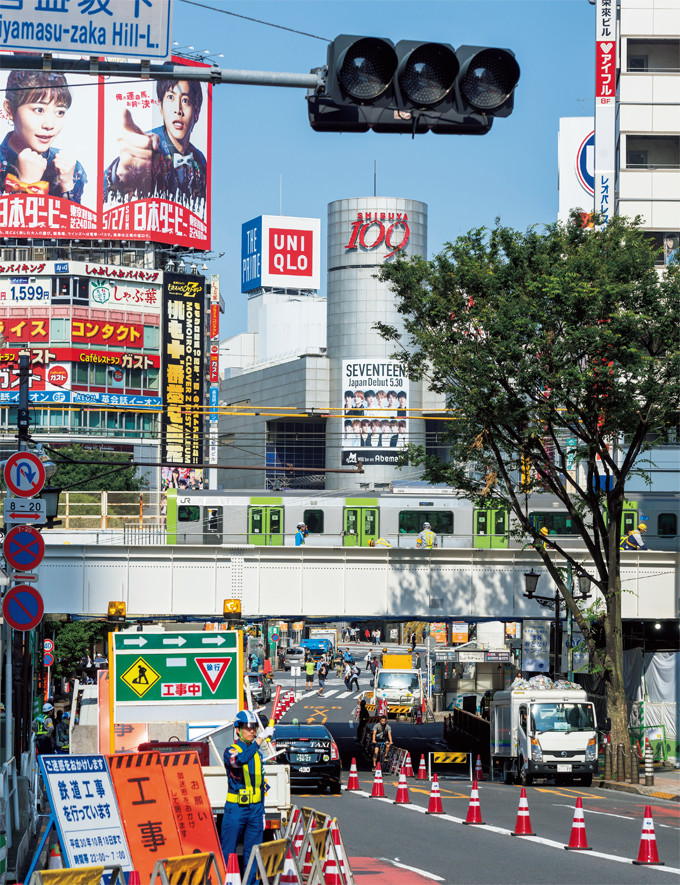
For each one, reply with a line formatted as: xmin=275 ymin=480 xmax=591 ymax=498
xmin=17 ymin=351 xmax=30 ymax=452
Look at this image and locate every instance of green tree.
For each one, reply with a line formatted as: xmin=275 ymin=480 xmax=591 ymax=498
xmin=376 ymin=214 xmax=680 ymax=756
xmin=44 ymin=619 xmax=109 ymax=680
xmin=50 ymin=444 xmax=147 ymax=491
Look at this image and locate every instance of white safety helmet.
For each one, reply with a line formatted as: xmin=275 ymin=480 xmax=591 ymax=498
xmin=297 ymin=522 xmax=305 ymax=529
xmin=234 ymin=709 xmax=259 ymax=729
xmin=423 ymin=522 xmax=431 ymax=529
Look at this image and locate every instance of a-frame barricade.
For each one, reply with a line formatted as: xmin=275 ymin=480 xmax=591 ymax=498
xmin=242 ymin=837 xmax=304 ymax=884
xmin=148 ymin=851 xmax=223 ymax=884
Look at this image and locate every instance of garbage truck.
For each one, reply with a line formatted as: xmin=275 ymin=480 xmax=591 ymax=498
xmin=490 ymin=685 xmax=600 ymax=786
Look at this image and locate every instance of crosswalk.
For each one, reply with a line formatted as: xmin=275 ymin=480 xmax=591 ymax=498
xmin=297 ymin=688 xmax=361 ymax=699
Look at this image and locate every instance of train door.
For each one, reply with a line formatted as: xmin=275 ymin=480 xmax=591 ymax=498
xmin=203 ymin=506 xmax=223 ymax=545
xmin=473 ymin=508 xmax=508 ymax=548
xmin=248 ymin=506 xmax=283 ymax=546
xmin=343 ymin=507 xmax=378 ymax=547
xmin=622 ymin=501 xmax=639 ymax=536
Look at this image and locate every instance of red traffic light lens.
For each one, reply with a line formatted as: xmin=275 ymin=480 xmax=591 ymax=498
xmin=460 ymin=48 xmax=520 ymax=111
xmin=338 ymin=38 xmax=397 ymax=102
xmin=399 ymin=43 xmax=459 ymax=107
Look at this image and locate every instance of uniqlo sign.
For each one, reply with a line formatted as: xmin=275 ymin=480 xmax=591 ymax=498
xmin=241 ymin=215 xmax=320 ymax=293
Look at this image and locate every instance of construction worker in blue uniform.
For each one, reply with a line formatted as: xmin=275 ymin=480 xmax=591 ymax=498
xmin=620 ymin=522 xmax=648 ymax=551
xmin=295 ymin=522 xmax=308 ymax=546
xmin=220 ymin=709 xmax=273 ymax=883
xmin=416 ymin=522 xmax=437 ymax=548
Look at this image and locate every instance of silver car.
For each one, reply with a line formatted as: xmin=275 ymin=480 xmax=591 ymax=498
xmin=283 ymin=646 xmax=305 ymax=671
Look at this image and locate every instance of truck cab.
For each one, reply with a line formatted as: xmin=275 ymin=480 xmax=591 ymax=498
xmin=371 ymin=658 xmax=423 ymax=719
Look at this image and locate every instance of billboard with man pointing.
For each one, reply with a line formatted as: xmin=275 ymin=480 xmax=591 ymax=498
xmin=0 ymin=57 xmax=211 ymax=249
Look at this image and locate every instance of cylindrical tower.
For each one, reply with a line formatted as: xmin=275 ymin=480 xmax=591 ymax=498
xmin=325 ymin=196 xmax=428 ymax=490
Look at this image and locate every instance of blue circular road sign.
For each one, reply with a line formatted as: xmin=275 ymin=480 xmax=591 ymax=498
xmin=4 ymin=525 xmax=45 ymax=571
xmin=3 ymin=584 xmax=44 ymax=631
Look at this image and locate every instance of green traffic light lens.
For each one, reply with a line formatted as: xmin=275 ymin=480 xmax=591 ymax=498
xmin=338 ymin=38 xmax=397 ymax=102
xmin=399 ymin=44 xmax=458 ymax=107
xmin=460 ymin=49 xmax=520 ymax=111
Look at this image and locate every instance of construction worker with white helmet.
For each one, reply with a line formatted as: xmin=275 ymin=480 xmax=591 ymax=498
xmin=416 ymin=522 xmax=437 ymax=549
xmin=220 ymin=709 xmax=273 ymax=882
xmin=294 ymin=522 xmax=308 ymax=546
xmin=620 ymin=522 xmax=648 ymax=551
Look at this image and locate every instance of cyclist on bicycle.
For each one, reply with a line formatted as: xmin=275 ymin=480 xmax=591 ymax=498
xmin=372 ymin=714 xmax=393 ymax=770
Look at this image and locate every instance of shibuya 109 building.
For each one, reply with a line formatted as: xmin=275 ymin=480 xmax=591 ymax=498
xmin=218 ymin=197 xmax=445 ymax=492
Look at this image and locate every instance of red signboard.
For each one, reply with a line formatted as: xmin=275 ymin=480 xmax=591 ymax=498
xmin=71 ymin=319 xmax=144 ymax=348
xmin=210 ymin=347 xmax=219 ymax=383
xmin=0 ymin=317 xmax=49 ymax=343
xmin=268 ymin=226 xmax=314 ymax=279
xmin=210 ymin=302 xmax=219 ymax=340
xmin=0 ymin=347 xmax=160 ymax=370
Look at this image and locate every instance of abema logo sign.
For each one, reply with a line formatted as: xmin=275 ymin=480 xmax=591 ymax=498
xmin=269 ymin=228 xmax=313 ymax=277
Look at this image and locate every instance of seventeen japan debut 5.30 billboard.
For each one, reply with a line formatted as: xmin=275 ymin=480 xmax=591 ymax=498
xmin=0 ymin=60 xmax=211 ymax=249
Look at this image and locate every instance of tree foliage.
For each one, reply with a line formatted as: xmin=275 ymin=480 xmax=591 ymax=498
xmin=376 ymin=214 xmax=680 ymax=750
xmin=49 ymin=444 xmax=148 ymax=492
xmin=44 ymin=619 xmax=109 ymax=680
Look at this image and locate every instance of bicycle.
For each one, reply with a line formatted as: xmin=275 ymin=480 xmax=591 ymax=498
xmin=373 ymin=740 xmax=391 ymax=770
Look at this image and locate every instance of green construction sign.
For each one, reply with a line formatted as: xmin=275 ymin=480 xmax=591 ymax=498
xmin=112 ymin=630 xmax=241 ymax=722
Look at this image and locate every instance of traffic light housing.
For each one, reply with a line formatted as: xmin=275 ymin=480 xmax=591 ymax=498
xmin=308 ymin=35 xmax=520 ymax=135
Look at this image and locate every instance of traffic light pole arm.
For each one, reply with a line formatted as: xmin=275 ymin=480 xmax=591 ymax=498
xmin=0 ymin=54 xmax=323 ymax=90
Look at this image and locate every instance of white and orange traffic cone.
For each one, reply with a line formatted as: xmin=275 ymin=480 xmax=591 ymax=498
xmin=463 ymin=780 xmax=485 ymax=825
xmin=394 ymin=766 xmax=411 ymax=804
xmin=370 ymin=763 xmax=385 ymax=798
xmin=346 ymin=757 xmax=360 ymax=791
xmin=290 ymin=811 xmax=304 ymax=859
xmin=330 ymin=818 xmax=352 ymax=884
xmin=404 ymin=751 xmax=415 ymax=777
xmin=511 ymin=787 xmax=535 ymax=836
xmin=322 ymin=831 xmax=343 ymax=885
xmin=474 ymin=754 xmax=484 ymax=781
xmin=633 ymin=806 xmax=664 ymax=866
xmin=425 ymin=774 xmax=444 ymax=814
xmin=565 ymin=797 xmax=591 ymax=850
xmin=224 ymin=852 xmax=243 ymax=885
xmin=47 ymin=844 xmax=63 ymax=869
xmin=416 ymin=754 xmax=428 ymax=780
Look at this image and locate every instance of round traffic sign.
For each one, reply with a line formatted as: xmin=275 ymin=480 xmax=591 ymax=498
xmin=4 ymin=525 xmax=45 ymax=571
xmin=271 ymin=633 xmax=280 ymax=642
xmin=43 ymin=651 xmax=54 ymax=667
xmin=2 ymin=584 xmax=44 ymax=631
xmin=3 ymin=452 xmax=46 ymax=497
xmin=43 ymin=638 xmax=54 ymax=652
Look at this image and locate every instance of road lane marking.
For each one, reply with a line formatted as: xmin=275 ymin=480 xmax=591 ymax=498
xmin=553 ymin=803 xmax=678 ymax=830
xmin=341 ymin=789 xmax=680 ymax=873
xmin=380 ymin=859 xmax=445 ymax=881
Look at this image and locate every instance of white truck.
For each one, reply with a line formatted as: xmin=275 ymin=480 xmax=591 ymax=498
xmin=369 ymin=654 xmax=423 ymax=719
xmin=490 ymin=687 xmax=600 ymax=786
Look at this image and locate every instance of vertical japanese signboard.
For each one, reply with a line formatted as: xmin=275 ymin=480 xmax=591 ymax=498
xmin=38 ymin=755 xmax=134 ymax=872
xmin=161 ymin=274 xmax=205 ymax=467
xmin=209 ymin=273 xmax=220 ymax=466
xmin=594 ymin=0 xmax=617 ymax=224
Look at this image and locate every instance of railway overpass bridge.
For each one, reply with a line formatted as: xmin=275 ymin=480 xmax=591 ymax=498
xmin=36 ymin=541 xmax=678 ymax=621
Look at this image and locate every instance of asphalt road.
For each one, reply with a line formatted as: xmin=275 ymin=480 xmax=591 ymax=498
xmin=267 ymin=667 xmax=680 ymax=884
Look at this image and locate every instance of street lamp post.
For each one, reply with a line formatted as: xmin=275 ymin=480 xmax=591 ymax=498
xmin=523 ymin=566 xmax=592 ymax=680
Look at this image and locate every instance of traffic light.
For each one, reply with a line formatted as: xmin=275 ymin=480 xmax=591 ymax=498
xmin=307 ymin=36 xmax=520 ymax=135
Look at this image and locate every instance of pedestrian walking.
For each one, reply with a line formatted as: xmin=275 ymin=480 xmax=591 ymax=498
xmin=364 ymin=628 xmax=370 ymax=642
xmin=410 ymin=631 xmax=417 ymax=652
xmin=220 ymin=709 xmax=273 ymax=884
xmin=317 ymin=660 xmax=329 ymax=696
xmin=304 ymin=658 xmax=315 ymax=690
xmin=349 ymin=664 xmax=360 ymax=692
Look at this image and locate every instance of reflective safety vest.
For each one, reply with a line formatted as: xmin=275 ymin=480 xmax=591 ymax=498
xmin=417 ymin=530 xmax=436 ymax=548
xmin=374 ymin=537 xmax=392 ymax=548
xmin=226 ymin=742 xmax=264 ymax=805
xmin=34 ymin=715 xmax=48 ymax=736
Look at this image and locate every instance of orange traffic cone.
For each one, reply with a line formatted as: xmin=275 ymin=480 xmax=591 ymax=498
xmin=347 ymin=757 xmax=360 ymax=790
xmin=322 ymin=831 xmax=342 ymax=885
xmin=474 ymin=754 xmax=484 ymax=781
xmin=128 ymin=873 xmax=141 ymax=885
xmin=511 ymin=787 xmax=535 ymax=836
xmin=290 ymin=809 xmax=304 ymax=858
xmin=425 ymin=773 xmax=444 ymax=814
xmin=416 ymin=754 xmax=428 ymax=780
xmin=330 ymin=819 xmax=352 ymax=884
xmin=225 ymin=853 xmax=243 ymax=885
xmin=633 ymin=806 xmax=664 ymax=865
xmin=394 ymin=766 xmax=411 ymax=804
xmin=370 ymin=763 xmax=385 ymax=798
xmin=463 ymin=780 xmax=485 ymax=825
xmin=404 ymin=751 xmax=415 ymax=777
xmin=564 ymin=797 xmax=591 ymax=850
xmin=47 ymin=844 xmax=63 ymax=869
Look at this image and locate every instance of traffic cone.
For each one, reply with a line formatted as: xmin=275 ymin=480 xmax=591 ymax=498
xmin=128 ymin=873 xmax=142 ymax=885
xmin=463 ymin=780 xmax=485 ymax=825
xmin=346 ymin=757 xmax=360 ymax=790
xmin=225 ymin=853 xmax=243 ymax=885
xmin=416 ymin=754 xmax=428 ymax=780
xmin=633 ymin=806 xmax=664 ymax=865
xmin=474 ymin=754 xmax=484 ymax=781
xmin=404 ymin=752 xmax=415 ymax=777
xmin=511 ymin=787 xmax=535 ymax=836
xmin=290 ymin=809 xmax=304 ymax=858
xmin=425 ymin=774 xmax=444 ymax=814
xmin=394 ymin=766 xmax=411 ymax=804
xmin=370 ymin=763 xmax=385 ymax=798
xmin=330 ymin=819 xmax=352 ymax=884
xmin=47 ymin=844 xmax=63 ymax=869
xmin=322 ymin=830 xmax=343 ymax=885
xmin=564 ymin=797 xmax=591 ymax=850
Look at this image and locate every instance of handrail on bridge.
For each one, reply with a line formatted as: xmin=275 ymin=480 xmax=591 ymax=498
xmin=1 ymin=755 xmax=20 ymax=850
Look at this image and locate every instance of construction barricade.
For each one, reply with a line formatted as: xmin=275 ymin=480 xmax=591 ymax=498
xmin=28 ymin=867 xmax=125 ymax=885
xmin=149 ymin=852 xmax=223 ymax=884
xmin=243 ymin=837 xmax=305 ymax=884
xmin=428 ymin=750 xmax=473 ymax=781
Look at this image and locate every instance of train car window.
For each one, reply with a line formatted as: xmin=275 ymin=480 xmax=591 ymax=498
xmin=658 ymin=513 xmax=678 ymax=536
xmin=270 ymin=509 xmax=281 ymax=534
xmin=304 ymin=509 xmax=324 ymax=533
xmin=178 ymin=505 xmax=200 ymax=522
xmin=529 ymin=513 xmax=580 ymax=535
xmin=205 ymin=507 xmax=223 ymax=533
xmin=399 ymin=511 xmax=454 ymax=534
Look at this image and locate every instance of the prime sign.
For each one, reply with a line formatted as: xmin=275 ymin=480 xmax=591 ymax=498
xmin=112 ymin=630 xmax=241 ymax=722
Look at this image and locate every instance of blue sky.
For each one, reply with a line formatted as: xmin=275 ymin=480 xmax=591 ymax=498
xmin=170 ymin=0 xmax=596 ymax=339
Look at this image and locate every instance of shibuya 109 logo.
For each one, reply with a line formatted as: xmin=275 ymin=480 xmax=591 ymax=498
xmin=345 ymin=212 xmax=410 ymax=260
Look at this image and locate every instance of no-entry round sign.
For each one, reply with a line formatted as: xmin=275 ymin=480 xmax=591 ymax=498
xmin=4 ymin=525 xmax=45 ymax=571
xmin=2 ymin=584 xmax=44 ymax=631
